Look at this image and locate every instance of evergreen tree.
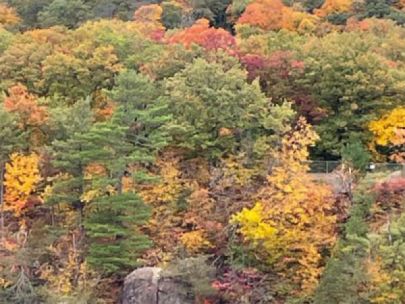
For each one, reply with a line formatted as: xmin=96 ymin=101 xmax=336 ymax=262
xmin=80 ymin=120 xmax=152 ymax=274
xmin=314 ymin=179 xmax=375 ymax=304
xmin=106 ymin=69 xmax=171 ymax=159
xmin=81 ymin=70 xmax=170 ymax=274
xmin=48 ymin=98 xmax=94 ymax=218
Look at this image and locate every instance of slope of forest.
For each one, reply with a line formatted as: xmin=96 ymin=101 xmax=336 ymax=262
xmin=1 ymin=0 xmax=405 ymax=303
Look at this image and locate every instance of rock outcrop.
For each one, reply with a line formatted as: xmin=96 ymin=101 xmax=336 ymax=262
xmin=121 ymin=267 xmax=194 ymax=304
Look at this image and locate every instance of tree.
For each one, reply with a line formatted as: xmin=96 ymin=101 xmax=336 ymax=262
xmin=4 ymin=153 xmax=41 ymax=218
xmin=369 ymin=107 xmax=405 ymax=160
xmin=133 ymin=4 xmax=165 ymax=39
xmin=161 ymin=1 xmax=185 ymax=29
xmin=0 ymin=3 xmax=20 ymax=27
xmin=188 ymin=0 xmax=231 ymax=28
xmin=315 ymin=0 xmax=353 ymax=17
xmin=366 ymin=213 xmax=405 ymax=303
xmin=303 ymin=0 xmax=325 ymax=12
xmin=341 ymin=141 xmax=371 ymax=171
xmin=38 ymin=0 xmax=91 ymax=28
xmin=48 ymin=98 xmax=94 ymax=237
xmin=90 ymin=0 xmax=148 ymax=21
xmin=0 ymin=27 xmax=13 ymax=54
xmin=66 ymin=70 xmax=169 ymax=274
xmin=232 ymin=118 xmax=337 ymax=295
xmin=164 ymin=57 xmax=294 ymax=159
xmin=0 ymin=34 xmax=54 ymax=94
xmin=3 ymin=84 xmax=48 ymax=146
xmin=167 ymin=18 xmax=236 ymax=51
xmin=314 ymin=177 xmax=376 ymax=304
xmin=6 ymin=0 xmax=52 ymax=28
xmin=3 ymin=84 xmax=48 ymax=131
xmin=80 ymin=123 xmax=152 ymax=274
xmin=237 ymin=0 xmax=286 ymax=30
xmin=357 ymin=0 xmax=405 ymax=25
xmin=0 ymin=106 xmax=25 ymax=241
xmin=299 ymin=31 xmax=405 ymax=158
xmin=236 ymin=0 xmax=319 ymax=33
xmin=40 ymin=45 xmax=121 ymax=101
xmin=106 ymin=69 xmax=170 ymax=155
xmin=226 ymin=0 xmax=252 ymax=22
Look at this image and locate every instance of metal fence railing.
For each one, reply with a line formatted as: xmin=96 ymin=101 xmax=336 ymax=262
xmin=307 ymin=161 xmax=341 ymax=173
xmin=305 ymin=161 xmax=405 ymax=174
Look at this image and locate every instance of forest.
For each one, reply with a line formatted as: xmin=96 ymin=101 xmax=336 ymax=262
xmin=1 ymin=0 xmax=405 ymax=303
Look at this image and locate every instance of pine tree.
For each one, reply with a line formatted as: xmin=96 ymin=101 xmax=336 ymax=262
xmin=81 ymin=70 xmax=170 ymax=274
xmin=78 ymin=120 xmax=152 ymax=274
xmin=106 ymin=69 xmax=171 ymax=157
xmin=314 ymin=179 xmax=375 ymax=304
xmin=48 ymin=98 xmax=94 ymax=221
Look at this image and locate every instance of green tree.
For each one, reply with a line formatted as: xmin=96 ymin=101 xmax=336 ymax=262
xmin=341 ymin=141 xmax=371 ymax=171
xmin=6 ymin=0 xmax=52 ymax=28
xmin=80 ymin=120 xmax=152 ymax=274
xmin=299 ymin=32 xmax=405 ymax=158
xmin=82 ymin=70 xmax=170 ymax=274
xmin=190 ymin=0 xmax=231 ymax=28
xmin=164 ymin=57 xmax=294 ymax=159
xmin=38 ymin=0 xmax=91 ymax=28
xmin=106 ymin=70 xmax=171 ymax=155
xmin=314 ymin=178 xmax=375 ymax=304
xmin=0 ymin=27 xmax=13 ymax=54
xmin=48 ymin=98 xmax=94 ymax=222
xmin=161 ymin=1 xmax=184 ymax=29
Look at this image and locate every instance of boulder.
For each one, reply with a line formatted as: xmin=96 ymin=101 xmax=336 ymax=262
xmin=121 ymin=267 xmax=194 ymax=304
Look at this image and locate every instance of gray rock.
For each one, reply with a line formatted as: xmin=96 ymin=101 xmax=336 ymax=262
xmin=121 ymin=267 xmax=194 ymax=304
xmin=158 ymin=276 xmax=193 ymax=304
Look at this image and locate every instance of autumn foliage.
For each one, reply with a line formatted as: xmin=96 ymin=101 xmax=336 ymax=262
xmin=233 ymin=118 xmax=337 ymax=294
xmin=4 ymin=84 xmax=48 ymax=129
xmin=4 ymin=153 xmax=42 ymax=217
xmin=315 ymin=0 xmax=353 ymax=17
xmin=1 ymin=0 xmax=405 ymax=303
xmin=0 ymin=4 xmax=20 ymax=27
xmin=167 ymin=19 xmax=236 ymax=50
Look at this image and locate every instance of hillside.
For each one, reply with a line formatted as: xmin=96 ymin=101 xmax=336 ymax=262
xmin=1 ymin=0 xmax=405 ymax=303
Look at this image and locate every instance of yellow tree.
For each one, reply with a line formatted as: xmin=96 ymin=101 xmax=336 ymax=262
xmin=133 ymin=4 xmax=165 ymax=39
xmin=0 ymin=4 xmax=20 ymax=27
xmin=4 ymin=153 xmax=42 ymax=218
xmin=315 ymin=0 xmax=353 ymax=17
xmin=369 ymin=107 xmax=405 ymax=161
xmin=232 ymin=118 xmax=337 ymax=294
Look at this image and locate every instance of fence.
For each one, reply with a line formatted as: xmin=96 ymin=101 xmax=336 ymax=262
xmin=306 ymin=161 xmax=341 ymax=173
xmin=306 ymin=161 xmax=405 ymax=174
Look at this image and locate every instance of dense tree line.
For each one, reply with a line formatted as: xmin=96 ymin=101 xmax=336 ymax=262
xmin=1 ymin=0 xmax=405 ymax=303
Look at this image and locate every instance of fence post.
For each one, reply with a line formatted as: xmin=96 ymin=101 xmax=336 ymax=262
xmin=402 ymin=164 xmax=405 ymax=177
xmin=326 ymin=161 xmax=329 ymax=174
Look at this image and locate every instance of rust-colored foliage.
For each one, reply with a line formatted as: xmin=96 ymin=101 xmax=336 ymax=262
xmin=0 ymin=4 xmax=20 ymax=27
xmin=237 ymin=0 xmax=285 ymax=30
xmin=167 ymin=19 xmax=236 ymax=51
xmin=4 ymin=84 xmax=48 ymax=129
xmin=236 ymin=0 xmax=318 ymax=32
xmin=315 ymin=0 xmax=353 ymax=17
